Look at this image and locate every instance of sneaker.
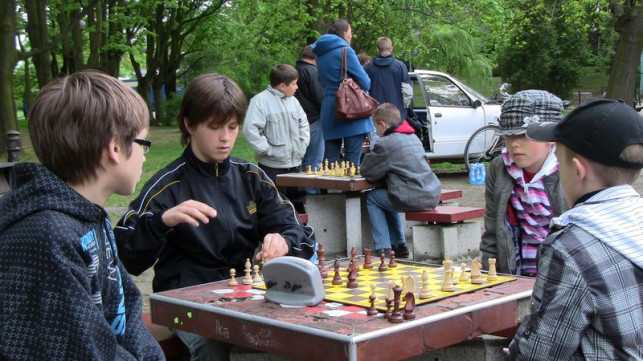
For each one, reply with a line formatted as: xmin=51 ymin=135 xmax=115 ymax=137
xmin=392 ymin=244 xmax=410 ymax=258
xmin=373 ymin=248 xmax=391 ymax=257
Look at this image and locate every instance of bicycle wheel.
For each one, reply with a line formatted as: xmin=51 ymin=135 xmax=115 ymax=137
xmin=464 ymin=125 xmax=504 ymax=171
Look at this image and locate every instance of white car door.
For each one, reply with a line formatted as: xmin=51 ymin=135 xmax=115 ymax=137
xmin=421 ymin=74 xmax=488 ymax=159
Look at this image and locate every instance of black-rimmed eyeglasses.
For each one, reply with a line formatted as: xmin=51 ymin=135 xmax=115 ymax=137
xmin=133 ymin=138 xmax=151 ymax=154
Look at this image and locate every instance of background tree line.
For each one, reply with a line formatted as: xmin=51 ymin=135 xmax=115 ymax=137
xmin=1 ymin=0 xmax=641 ymax=157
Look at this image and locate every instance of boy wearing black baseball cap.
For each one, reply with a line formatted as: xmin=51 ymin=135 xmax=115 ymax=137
xmin=505 ymin=98 xmax=643 ymax=360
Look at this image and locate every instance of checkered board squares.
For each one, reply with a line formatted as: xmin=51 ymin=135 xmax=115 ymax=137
xmin=321 ymin=263 xmax=514 ymax=311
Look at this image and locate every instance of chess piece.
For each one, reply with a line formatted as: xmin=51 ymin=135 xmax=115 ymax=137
xmin=363 ymin=248 xmax=373 ymax=269
xmin=317 ymin=244 xmax=328 ymax=278
xmin=332 ymin=259 xmax=343 ymax=285
xmin=441 ymin=269 xmax=455 ymax=292
xmin=384 ymin=297 xmax=392 ymax=319
xmin=252 ymin=265 xmax=262 ymax=283
xmin=403 ymin=292 xmax=416 ymax=320
xmin=458 ymin=262 xmax=470 ymax=283
xmin=470 ymin=259 xmax=483 ymax=284
xmin=442 ymin=256 xmax=454 ymax=284
xmin=487 ymin=258 xmax=498 ymax=281
xmin=388 ymin=251 xmax=397 ymax=268
xmin=346 ymin=263 xmax=358 ymax=288
xmin=387 ymin=280 xmax=395 ymax=300
xmin=388 ymin=285 xmax=404 ymax=323
xmin=242 ymin=258 xmax=254 ymax=285
xmin=305 ymin=165 xmax=312 ymax=174
xmin=378 ymin=253 xmax=388 ymax=272
xmin=228 ymin=268 xmax=238 ymax=286
xmin=402 ymin=275 xmax=415 ymax=295
xmin=367 ymin=283 xmax=379 ymax=316
xmin=419 ymin=270 xmax=432 ymax=299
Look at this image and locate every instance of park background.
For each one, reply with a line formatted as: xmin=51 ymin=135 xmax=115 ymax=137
xmin=1 ymin=0 xmax=642 ymax=150
xmin=2 ymin=0 xmax=643 ymax=212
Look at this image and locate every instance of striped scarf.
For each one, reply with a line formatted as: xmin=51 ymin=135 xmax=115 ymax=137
xmin=503 ymin=148 xmax=558 ymax=276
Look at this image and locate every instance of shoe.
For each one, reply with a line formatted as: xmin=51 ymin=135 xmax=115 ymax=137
xmin=392 ymin=244 xmax=409 ymax=258
xmin=373 ymin=248 xmax=391 ymax=257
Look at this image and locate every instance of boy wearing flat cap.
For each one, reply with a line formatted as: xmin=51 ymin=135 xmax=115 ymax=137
xmin=506 ymin=98 xmax=643 ymax=360
xmin=480 ymin=90 xmax=569 ymax=275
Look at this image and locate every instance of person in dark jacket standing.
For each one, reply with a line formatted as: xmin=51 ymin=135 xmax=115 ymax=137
xmin=312 ymin=18 xmax=375 ymax=166
xmin=295 ymin=45 xmax=325 ymax=183
xmin=0 ymin=70 xmax=163 ymax=360
xmin=361 ymin=103 xmax=442 ymax=258
xmin=364 ymin=37 xmax=413 ymax=120
xmin=114 ymin=73 xmax=316 ymax=361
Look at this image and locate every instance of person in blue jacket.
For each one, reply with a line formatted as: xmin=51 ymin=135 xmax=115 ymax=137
xmin=312 ymin=18 xmax=375 ymax=166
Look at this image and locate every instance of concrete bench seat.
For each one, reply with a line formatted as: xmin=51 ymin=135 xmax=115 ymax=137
xmin=406 ymin=206 xmax=485 ymax=264
xmin=406 ymin=206 xmax=485 ymax=223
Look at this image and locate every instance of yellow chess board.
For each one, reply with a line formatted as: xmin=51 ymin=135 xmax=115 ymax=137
xmin=258 ymin=262 xmax=516 ymax=311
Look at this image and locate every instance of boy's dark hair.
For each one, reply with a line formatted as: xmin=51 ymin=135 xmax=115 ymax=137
xmin=372 ymin=103 xmax=401 ymax=127
xmin=269 ymin=64 xmax=298 ymax=88
xmin=327 ymin=19 xmax=350 ymax=39
xmin=177 ymin=73 xmax=247 ymax=147
xmin=357 ymin=53 xmax=371 ymax=66
xmin=28 ymin=70 xmax=148 ymax=184
xmin=300 ymin=45 xmax=316 ymax=60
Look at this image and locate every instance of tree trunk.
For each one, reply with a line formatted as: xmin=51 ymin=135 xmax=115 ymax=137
xmin=0 ymin=0 xmax=18 ymax=159
xmin=24 ymin=0 xmax=52 ymax=87
xmin=152 ymin=82 xmax=164 ymax=125
xmin=606 ymin=1 xmax=643 ymax=106
xmin=87 ymin=0 xmax=103 ymax=69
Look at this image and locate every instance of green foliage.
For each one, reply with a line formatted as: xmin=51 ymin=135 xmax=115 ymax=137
xmin=495 ymin=0 xmax=596 ymax=99
xmin=159 ymin=93 xmax=183 ymax=126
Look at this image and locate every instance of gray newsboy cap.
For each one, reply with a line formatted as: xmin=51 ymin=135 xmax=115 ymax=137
xmin=496 ymin=90 xmax=564 ymax=136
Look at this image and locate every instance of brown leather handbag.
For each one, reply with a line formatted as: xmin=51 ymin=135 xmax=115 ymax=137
xmin=335 ymin=47 xmax=379 ymax=120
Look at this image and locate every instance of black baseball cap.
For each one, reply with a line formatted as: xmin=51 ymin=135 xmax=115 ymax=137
xmin=526 ymin=98 xmax=643 ymax=169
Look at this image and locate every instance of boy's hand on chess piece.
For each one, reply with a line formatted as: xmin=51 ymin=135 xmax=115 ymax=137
xmin=161 ymin=200 xmax=217 ymax=227
xmin=255 ymin=233 xmax=289 ymax=262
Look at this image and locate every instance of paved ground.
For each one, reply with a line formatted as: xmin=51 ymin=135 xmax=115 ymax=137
xmin=125 ymin=171 xmax=643 ymax=312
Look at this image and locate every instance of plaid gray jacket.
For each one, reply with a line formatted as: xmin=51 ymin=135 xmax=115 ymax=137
xmin=507 ymin=201 xmax=643 ymax=360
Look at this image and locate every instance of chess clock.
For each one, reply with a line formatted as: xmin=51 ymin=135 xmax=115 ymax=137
xmin=262 ymin=256 xmax=325 ymax=306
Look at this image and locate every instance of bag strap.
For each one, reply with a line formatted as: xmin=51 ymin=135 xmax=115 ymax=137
xmin=340 ymin=46 xmax=348 ymax=80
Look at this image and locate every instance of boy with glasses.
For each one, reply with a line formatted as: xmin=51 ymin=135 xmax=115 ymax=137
xmin=0 ymin=70 xmax=163 ymax=360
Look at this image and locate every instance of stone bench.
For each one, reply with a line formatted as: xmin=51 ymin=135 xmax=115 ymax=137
xmin=406 ymin=206 xmax=485 ymax=264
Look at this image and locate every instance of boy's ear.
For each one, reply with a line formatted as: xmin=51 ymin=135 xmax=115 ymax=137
xmin=571 ymin=156 xmax=587 ymax=182
xmin=183 ymin=117 xmax=193 ymax=133
xmin=106 ymin=138 xmax=121 ymax=164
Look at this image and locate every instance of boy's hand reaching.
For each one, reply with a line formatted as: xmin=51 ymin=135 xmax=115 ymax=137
xmin=161 ymin=200 xmax=217 ymax=227
xmin=255 ymin=233 xmax=289 ymax=263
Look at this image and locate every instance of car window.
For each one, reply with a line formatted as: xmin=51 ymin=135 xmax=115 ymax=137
xmin=420 ymin=74 xmax=471 ymax=107
xmin=411 ymin=78 xmax=426 ymax=108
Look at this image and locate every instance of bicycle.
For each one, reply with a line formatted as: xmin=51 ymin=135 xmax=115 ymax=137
xmin=463 ymin=124 xmax=504 ymax=171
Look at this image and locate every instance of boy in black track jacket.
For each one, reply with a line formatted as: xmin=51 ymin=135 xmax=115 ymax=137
xmin=115 ymin=73 xmax=315 ymax=361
